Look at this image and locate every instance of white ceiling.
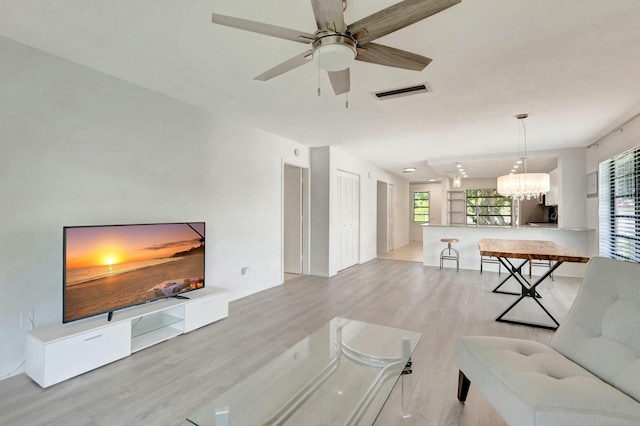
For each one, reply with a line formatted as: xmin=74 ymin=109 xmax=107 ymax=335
xmin=1 ymin=0 xmax=639 ymax=182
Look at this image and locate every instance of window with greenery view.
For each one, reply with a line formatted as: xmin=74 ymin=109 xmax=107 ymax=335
xmin=599 ymin=146 xmax=639 ymax=263
xmin=466 ymin=189 xmax=512 ymax=226
xmin=413 ymin=192 xmax=430 ymax=222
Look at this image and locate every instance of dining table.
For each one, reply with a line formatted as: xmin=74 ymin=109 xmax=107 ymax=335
xmin=478 ymin=238 xmax=590 ymax=330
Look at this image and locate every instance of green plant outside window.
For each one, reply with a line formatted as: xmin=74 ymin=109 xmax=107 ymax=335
xmin=465 ymin=189 xmax=512 ymax=226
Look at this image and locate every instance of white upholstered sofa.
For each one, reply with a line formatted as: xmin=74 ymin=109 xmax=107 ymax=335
xmin=456 ymin=257 xmax=640 ymax=425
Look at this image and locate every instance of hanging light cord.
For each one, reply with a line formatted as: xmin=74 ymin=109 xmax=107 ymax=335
xmin=522 ymin=118 xmax=528 ymax=173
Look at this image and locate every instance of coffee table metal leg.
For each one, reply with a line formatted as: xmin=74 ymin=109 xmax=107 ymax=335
xmin=401 ymin=359 xmax=413 ymax=418
xmin=401 ymin=338 xmax=413 ymax=418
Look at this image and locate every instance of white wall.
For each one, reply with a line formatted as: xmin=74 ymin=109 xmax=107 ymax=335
xmin=309 ymin=147 xmax=331 ymax=276
xmin=0 ymin=37 xmax=309 ymax=378
xmin=557 ymin=148 xmax=587 ymax=228
xmin=310 ymin=147 xmax=409 ymax=277
xmin=376 ymin=181 xmax=388 ymax=252
xmin=409 ymin=182 xmax=443 ymax=240
xmin=456 ymin=177 xmax=497 ymax=191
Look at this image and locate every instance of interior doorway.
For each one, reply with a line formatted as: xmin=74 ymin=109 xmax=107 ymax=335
xmin=283 ymin=164 xmax=308 ymax=280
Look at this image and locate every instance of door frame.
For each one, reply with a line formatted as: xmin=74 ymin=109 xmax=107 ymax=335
xmin=282 ymin=161 xmax=310 ymax=280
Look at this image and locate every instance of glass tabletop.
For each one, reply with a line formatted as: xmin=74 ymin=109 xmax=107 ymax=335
xmin=186 ymin=317 xmax=422 ymax=426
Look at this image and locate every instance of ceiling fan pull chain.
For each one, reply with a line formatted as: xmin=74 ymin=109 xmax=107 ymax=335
xmin=317 ymin=61 xmax=321 ymax=96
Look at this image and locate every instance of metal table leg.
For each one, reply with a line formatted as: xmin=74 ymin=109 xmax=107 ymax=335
xmin=492 ymin=258 xmax=529 ymax=295
xmin=495 ymin=260 xmax=563 ymax=330
xmin=492 ymin=258 xmax=541 ymax=298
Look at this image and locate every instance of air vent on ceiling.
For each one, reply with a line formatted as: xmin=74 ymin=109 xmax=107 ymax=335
xmin=374 ymin=83 xmax=432 ymax=100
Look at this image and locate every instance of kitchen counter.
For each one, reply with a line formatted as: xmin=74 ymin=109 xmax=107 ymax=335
xmin=422 ymin=224 xmax=595 ymax=277
xmin=422 ymin=224 xmax=594 ymax=231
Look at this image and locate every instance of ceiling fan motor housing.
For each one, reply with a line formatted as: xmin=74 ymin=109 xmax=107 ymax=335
xmin=312 ymin=32 xmax=357 ymax=72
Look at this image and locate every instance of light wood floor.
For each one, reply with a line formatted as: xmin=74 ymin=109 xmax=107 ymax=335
xmin=377 ymin=241 xmax=423 ymax=263
xmin=0 ymin=259 xmax=581 ymax=426
xmin=284 ymin=272 xmax=302 ymax=281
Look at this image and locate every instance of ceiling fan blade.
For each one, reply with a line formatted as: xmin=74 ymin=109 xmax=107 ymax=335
xmin=327 ymin=68 xmax=350 ymax=95
xmin=212 ymin=13 xmax=315 ymax=44
xmin=356 ymin=43 xmax=432 ymax=71
xmin=347 ymin=0 xmax=461 ymax=45
xmin=254 ymin=50 xmax=313 ymax=81
xmin=310 ymin=0 xmax=347 ymax=32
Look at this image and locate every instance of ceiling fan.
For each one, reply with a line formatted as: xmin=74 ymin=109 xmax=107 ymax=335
xmin=212 ymin=0 xmax=461 ymax=95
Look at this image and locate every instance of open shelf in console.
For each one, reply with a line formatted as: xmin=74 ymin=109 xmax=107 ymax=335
xmin=130 ymin=306 xmax=184 ymax=353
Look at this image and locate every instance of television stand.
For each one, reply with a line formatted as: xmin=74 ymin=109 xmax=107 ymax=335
xmin=25 ymin=286 xmax=228 ymax=388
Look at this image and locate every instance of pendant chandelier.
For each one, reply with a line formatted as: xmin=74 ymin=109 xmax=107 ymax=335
xmin=497 ymin=114 xmax=550 ymax=200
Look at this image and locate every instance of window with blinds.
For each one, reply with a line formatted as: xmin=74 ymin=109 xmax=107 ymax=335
xmin=599 ymin=145 xmax=640 ymax=262
xmin=465 ymin=189 xmax=512 ymax=226
xmin=413 ymin=191 xmax=430 ymax=222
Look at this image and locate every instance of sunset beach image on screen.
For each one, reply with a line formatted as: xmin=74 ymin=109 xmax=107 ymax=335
xmin=63 ymin=222 xmax=205 ymax=322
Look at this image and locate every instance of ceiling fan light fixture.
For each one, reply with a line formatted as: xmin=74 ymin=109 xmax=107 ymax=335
xmin=312 ymin=34 xmax=356 ymax=72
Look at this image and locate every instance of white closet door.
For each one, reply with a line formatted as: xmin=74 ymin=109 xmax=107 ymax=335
xmin=337 ymin=170 xmax=360 ymax=271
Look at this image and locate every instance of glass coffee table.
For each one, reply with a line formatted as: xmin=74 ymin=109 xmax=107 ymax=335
xmin=186 ymin=317 xmax=422 ymax=425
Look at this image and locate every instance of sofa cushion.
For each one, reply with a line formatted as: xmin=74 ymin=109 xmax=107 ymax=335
xmin=457 ymin=336 xmax=640 ymax=426
xmin=550 ymin=257 xmax=640 ymax=403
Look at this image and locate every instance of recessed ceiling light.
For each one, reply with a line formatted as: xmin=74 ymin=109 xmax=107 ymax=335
xmin=456 ymin=164 xmax=462 ymax=168
xmin=516 ymin=159 xmax=523 ymax=164
xmin=428 ymin=178 xmax=437 ymax=182
xmin=402 ymin=167 xmax=416 ymax=173
xmin=514 ymin=165 xmax=519 ymax=169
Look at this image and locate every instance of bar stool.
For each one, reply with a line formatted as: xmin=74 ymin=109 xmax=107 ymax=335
xmin=480 ymin=256 xmax=502 ymax=275
xmin=440 ymin=238 xmax=459 ymax=271
xmin=529 ymin=259 xmax=555 ymax=281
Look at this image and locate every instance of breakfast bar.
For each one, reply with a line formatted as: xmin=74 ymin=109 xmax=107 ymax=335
xmin=422 ymin=224 xmax=595 ymax=277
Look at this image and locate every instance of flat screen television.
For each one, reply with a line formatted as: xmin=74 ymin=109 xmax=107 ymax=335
xmin=63 ymin=222 xmax=205 ymax=323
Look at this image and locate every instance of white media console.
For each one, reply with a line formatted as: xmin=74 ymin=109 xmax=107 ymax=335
xmin=25 ymin=286 xmax=228 ymax=388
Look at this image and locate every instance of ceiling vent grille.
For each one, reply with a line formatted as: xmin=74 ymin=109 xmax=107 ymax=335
xmin=374 ymin=83 xmax=432 ymax=100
